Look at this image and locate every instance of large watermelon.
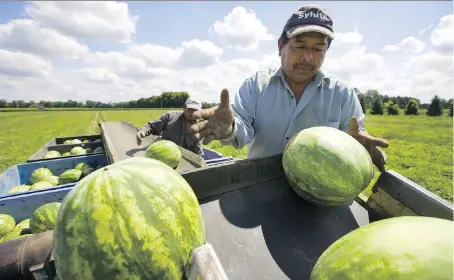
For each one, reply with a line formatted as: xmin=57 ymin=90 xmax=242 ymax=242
xmin=145 ymin=140 xmax=182 ymax=169
xmin=43 ymin=150 xmax=61 ymax=159
xmin=282 ymin=126 xmax=374 ymax=206
xmin=62 ymin=152 xmax=71 ymax=157
xmin=30 ymin=168 xmax=54 ymax=184
xmin=7 ymin=184 xmax=31 ymax=194
xmin=310 ymin=216 xmax=453 ymax=279
xmin=53 ymin=157 xmax=205 ymax=280
xmin=30 ymin=202 xmax=61 ymax=234
xmin=0 ymin=214 xmax=16 ymax=239
xmin=47 ymin=175 xmax=60 ymax=186
xmin=70 ymin=146 xmax=86 ymax=156
xmin=93 ymin=147 xmax=104 ymax=153
xmin=58 ymin=169 xmax=83 ymax=185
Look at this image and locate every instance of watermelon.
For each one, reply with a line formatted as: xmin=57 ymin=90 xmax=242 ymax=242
xmin=30 ymin=168 xmax=54 ymax=184
xmin=58 ymin=169 xmax=82 ymax=185
xmin=8 ymin=184 xmax=31 ymax=194
xmin=282 ymin=126 xmax=374 ymax=206
xmin=1 ymin=227 xmax=24 ymax=242
xmin=30 ymin=181 xmax=54 ymax=190
xmin=85 ymin=148 xmax=94 ymax=153
xmin=71 ymin=139 xmax=82 ymax=144
xmin=0 ymin=214 xmax=16 ymax=239
xmin=30 ymin=202 xmax=61 ymax=234
xmin=145 ymin=140 xmax=182 ymax=169
xmin=46 ymin=175 xmax=60 ymax=186
xmin=16 ymin=218 xmax=31 ymax=231
xmin=93 ymin=147 xmax=105 ymax=153
xmin=70 ymin=146 xmax=86 ymax=155
xmin=53 ymin=157 xmax=205 ymax=280
xmin=94 ymin=139 xmax=102 ymax=143
xmin=63 ymin=140 xmax=72 ymax=144
xmin=43 ymin=150 xmax=61 ymax=159
xmin=75 ymin=162 xmax=91 ymax=171
xmin=310 ymin=216 xmax=453 ymax=280
xmin=83 ymin=140 xmax=90 ymax=143
xmin=82 ymin=167 xmax=95 ymax=177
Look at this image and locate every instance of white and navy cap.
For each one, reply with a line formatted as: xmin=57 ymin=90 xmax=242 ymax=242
xmin=185 ymin=97 xmax=202 ymax=110
xmin=283 ymin=4 xmax=334 ymax=40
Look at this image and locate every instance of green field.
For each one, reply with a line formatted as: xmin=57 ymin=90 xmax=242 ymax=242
xmin=1 ymin=109 xmax=452 ymax=202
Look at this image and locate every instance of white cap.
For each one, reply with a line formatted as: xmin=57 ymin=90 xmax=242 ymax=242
xmin=185 ymin=97 xmax=202 ymax=110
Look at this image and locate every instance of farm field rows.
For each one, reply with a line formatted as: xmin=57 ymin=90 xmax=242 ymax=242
xmin=1 ymin=109 xmax=452 ymax=202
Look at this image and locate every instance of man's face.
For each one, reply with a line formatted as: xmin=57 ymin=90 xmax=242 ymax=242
xmin=183 ymin=107 xmax=199 ymax=121
xmin=279 ymin=32 xmax=329 ymax=83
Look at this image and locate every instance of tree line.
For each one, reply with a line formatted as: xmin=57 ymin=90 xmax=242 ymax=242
xmin=356 ymin=88 xmax=453 ymax=117
xmin=1 ymin=89 xmax=452 ymax=117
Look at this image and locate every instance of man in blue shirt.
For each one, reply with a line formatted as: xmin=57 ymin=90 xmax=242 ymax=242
xmin=188 ymin=4 xmax=389 ymax=171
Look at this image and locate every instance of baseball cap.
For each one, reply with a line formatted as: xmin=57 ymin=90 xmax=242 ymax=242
xmin=283 ymin=4 xmax=334 ymax=40
xmin=185 ymin=97 xmax=202 ymax=110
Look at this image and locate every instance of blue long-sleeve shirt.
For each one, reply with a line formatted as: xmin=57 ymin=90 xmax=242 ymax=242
xmin=221 ymin=67 xmax=366 ymax=158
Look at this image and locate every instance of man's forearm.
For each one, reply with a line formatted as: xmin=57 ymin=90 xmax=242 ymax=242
xmin=139 ymin=123 xmax=158 ymax=136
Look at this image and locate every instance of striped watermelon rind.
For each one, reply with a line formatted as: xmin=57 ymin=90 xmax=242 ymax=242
xmin=145 ymin=140 xmax=182 ymax=169
xmin=310 ymin=216 xmax=453 ymax=279
xmin=282 ymin=126 xmax=374 ymax=206
xmin=0 ymin=214 xmax=16 ymax=239
xmin=30 ymin=168 xmax=54 ymax=184
xmin=53 ymin=157 xmax=205 ymax=280
xmin=58 ymin=169 xmax=82 ymax=185
xmin=8 ymin=184 xmax=31 ymax=194
xmin=30 ymin=202 xmax=61 ymax=234
xmin=30 ymin=181 xmax=54 ymax=190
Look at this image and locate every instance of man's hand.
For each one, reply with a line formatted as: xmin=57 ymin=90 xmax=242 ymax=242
xmin=188 ymin=89 xmax=235 ymax=144
xmin=136 ymin=130 xmax=146 ymax=146
xmin=347 ymin=117 xmax=389 ymax=172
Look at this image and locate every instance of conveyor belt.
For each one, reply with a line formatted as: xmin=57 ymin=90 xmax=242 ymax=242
xmin=99 ymin=121 xmax=207 ymax=172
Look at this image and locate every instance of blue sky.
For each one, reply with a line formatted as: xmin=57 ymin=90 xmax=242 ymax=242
xmin=0 ymin=1 xmax=452 ymax=103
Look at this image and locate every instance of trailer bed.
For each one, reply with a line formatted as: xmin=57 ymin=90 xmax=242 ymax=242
xmin=200 ymin=176 xmax=367 ymax=280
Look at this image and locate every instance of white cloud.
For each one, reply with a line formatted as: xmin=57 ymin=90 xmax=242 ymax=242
xmin=430 ymin=14 xmax=454 ymax=53
xmin=0 ymin=3 xmax=452 ymax=105
xmin=24 ymin=1 xmax=138 ymax=44
xmin=179 ymin=39 xmax=223 ymax=68
xmin=383 ymin=36 xmax=425 ymax=55
xmin=0 ymin=49 xmax=52 ymax=77
xmin=209 ymin=6 xmax=275 ymax=51
xmin=0 ymin=19 xmax=88 ymax=59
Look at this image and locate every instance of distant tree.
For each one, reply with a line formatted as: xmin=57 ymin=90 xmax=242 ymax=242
xmin=370 ymin=97 xmax=384 ymax=115
xmin=387 ymin=102 xmax=400 ymax=115
xmin=405 ymin=98 xmax=419 ymax=115
xmin=449 ymin=100 xmax=453 ymax=117
xmin=358 ymin=95 xmax=367 ymax=113
xmin=426 ymin=95 xmax=443 ymax=116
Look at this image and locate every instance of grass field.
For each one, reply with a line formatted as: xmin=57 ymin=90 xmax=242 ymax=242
xmin=1 ymin=109 xmax=452 ymax=202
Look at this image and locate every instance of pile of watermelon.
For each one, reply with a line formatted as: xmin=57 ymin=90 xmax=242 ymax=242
xmin=8 ymin=162 xmax=104 ymax=195
xmin=42 ymin=145 xmax=105 ymax=159
xmin=62 ymin=138 xmax=102 ymax=145
xmin=145 ymin=140 xmax=182 ymax=169
xmin=0 ymin=202 xmax=61 ymax=243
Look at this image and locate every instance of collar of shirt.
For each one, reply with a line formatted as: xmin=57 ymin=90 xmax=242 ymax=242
xmin=269 ymin=67 xmax=331 ymax=97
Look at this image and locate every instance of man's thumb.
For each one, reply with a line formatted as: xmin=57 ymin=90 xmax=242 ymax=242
xmin=219 ymin=89 xmax=230 ymax=108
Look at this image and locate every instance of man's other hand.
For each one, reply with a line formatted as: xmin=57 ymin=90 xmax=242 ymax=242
xmin=347 ymin=117 xmax=389 ymax=172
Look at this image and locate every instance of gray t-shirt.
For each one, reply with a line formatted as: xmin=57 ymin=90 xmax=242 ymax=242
xmin=140 ymin=111 xmax=204 ymax=157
